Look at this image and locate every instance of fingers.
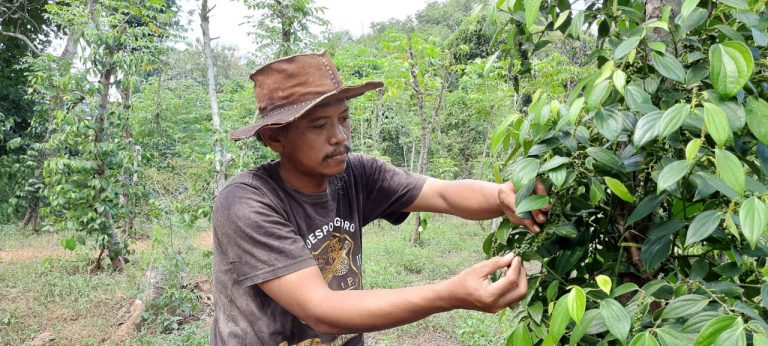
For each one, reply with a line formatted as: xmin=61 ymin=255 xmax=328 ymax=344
xmin=499 ymin=179 xmax=550 ymax=232
xmin=534 ymin=179 xmax=549 ymax=201
xmin=488 ymin=256 xmax=522 ymax=296
xmin=530 ymin=210 xmax=547 ymax=225
xmin=505 ymin=256 xmax=522 ymax=281
xmin=458 ymin=255 xmax=529 ymax=313
xmin=494 ymin=257 xmax=529 ymax=309
xmin=531 ymin=179 xmax=550 ymax=223
xmin=499 ymin=184 xmax=541 ymax=233
xmin=512 ymin=215 xmax=541 ymax=233
xmin=516 ymin=262 xmax=528 ymax=292
xmin=474 ymin=253 xmax=515 ymax=277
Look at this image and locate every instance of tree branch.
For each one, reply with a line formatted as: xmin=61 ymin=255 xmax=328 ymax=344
xmin=0 ymin=30 xmax=42 ymax=55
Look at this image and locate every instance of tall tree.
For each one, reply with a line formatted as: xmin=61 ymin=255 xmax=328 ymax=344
xmin=404 ymin=33 xmax=454 ymax=245
xmin=242 ymin=0 xmax=329 ymax=59
xmin=200 ymin=0 xmax=232 ymax=196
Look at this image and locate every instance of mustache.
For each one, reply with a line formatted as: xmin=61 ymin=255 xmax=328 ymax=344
xmin=324 ymin=143 xmax=352 ymax=160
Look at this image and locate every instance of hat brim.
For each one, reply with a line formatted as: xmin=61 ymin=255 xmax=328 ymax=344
xmin=229 ymin=80 xmax=384 ymax=141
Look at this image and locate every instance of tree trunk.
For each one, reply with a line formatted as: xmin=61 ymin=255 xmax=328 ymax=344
xmin=373 ymin=89 xmax=384 ymax=151
xmin=358 ymin=110 xmax=365 ymax=150
xmin=479 ymin=115 xmax=493 ymax=177
xmin=406 ymin=35 xmax=453 ymax=245
xmin=95 ymin=62 xmax=126 ymax=270
xmin=645 ymin=0 xmax=682 ymax=43
xmin=154 ymin=72 xmax=163 ymax=134
xmin=409 ymin=142 xmax=416 ymax=172
xmin=618 ymin=0 xmax=685 ymax=275
xmin=407 ymin=36 xmax=428 ymax=177
xmin=200 ymin=0 xmax=232 ymax=198
xmin=276 ymin=1 xmax=293 ymax=58
xmin=401 ymin=141 xmax=408 ymax=169
xmin=21 ymin=205 xmax=35 ymax=227
xmin=119 ymin=87 xmax=135 ymax=234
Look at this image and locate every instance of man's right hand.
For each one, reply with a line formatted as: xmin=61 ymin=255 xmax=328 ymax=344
xmin=441 ymin=253 xmax=528 ymax=313
xmin=259 ymin=253 xmax=527 ymax=335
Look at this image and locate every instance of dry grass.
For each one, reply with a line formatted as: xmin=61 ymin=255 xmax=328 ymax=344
xmin=0 ymin=232 xmax=75 ymax=263
xmin=0 ymin=223 xmax=213 ymax=345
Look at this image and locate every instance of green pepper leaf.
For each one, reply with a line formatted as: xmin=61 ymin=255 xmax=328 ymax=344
xmin=605 ymin=177 xmax=634 ymax=202
xmin=685 ymin=210 xmax=723 ymax=246
xmin=629 ymin=332 xmax=660 ymax=346
xmin=709 ymin=41 xmax=754 ymax=99
xmin=600 ymin=299 xmax=630 ymax=345
xmin=715 ymin=149 xmax=745 ymax=197
xmin=746 ymin=97 xmax=768 ymax=145
xmin=658 ymin=103 xmax=691 ymax=139
xmin=653 ymin=52 xmax=686 ymax=82
xmin=739 ymin=196 xmax=766 ymax=249
xmin=567 ymin=286 xmax=586 ymax=324
xmin=516 ymin=195 xmax=550 ymax=215
xmin=661 ymin=294 xmax=711 ymax=319
xmin=634 ymin=111 xmax=662 ymax=147
xmin=657 ymin=160 xmax=691 ymax=194
xmin=700 ymin=102 xmax=731 ymax=148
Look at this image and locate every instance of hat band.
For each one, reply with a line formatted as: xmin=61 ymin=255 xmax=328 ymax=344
xmin=262 ymin=98 xmax=318 ymax=118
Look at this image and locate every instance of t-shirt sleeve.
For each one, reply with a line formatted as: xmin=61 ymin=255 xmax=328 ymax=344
xmin=212 ymin=182 xmax=316 ymax=287
xmin=353 ymin=154 xmax=427 ymax=226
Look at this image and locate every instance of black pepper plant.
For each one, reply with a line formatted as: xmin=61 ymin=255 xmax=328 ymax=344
xmin=485 ymin=0 xmax=768 ymax=344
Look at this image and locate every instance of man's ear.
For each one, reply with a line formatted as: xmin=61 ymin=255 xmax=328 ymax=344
xmin=259 ymin=127 xmax=284 ymax=153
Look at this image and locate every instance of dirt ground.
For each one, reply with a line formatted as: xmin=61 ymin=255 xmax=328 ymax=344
xmin=0 ymin=231 xmax=213 ymax=264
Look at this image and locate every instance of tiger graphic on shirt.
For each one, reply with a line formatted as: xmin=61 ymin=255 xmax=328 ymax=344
xmin=311 ymin=231 xmax=360 ymax=290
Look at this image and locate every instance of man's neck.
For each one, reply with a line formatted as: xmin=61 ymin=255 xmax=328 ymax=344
xmin=278 ymin=163 xmax=328 ymax=193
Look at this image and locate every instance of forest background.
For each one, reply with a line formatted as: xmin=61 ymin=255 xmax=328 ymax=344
xmin=4 ymin=0 xmax=767 ymax=344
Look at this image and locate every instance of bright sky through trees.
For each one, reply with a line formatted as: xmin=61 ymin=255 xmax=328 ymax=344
xmin=178 ymin=0 xmax=435 ymax=53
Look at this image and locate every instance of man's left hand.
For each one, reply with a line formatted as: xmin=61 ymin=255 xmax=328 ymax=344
xmin=498 ymin=179 xmax=549 ymax=233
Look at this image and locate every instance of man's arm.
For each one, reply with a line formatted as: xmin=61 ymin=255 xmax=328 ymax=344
xmin=405 ymin=178 xmax=549 ymax=232
xmin=259 ymin=253 xmax=526 ymax=335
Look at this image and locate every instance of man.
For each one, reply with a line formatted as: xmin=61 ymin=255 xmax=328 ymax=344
xmin=211 ymin=51 xmax=548 ymax=345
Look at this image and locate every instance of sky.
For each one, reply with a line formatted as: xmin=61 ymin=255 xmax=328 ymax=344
xmin=179 ymin=0 xmax=436 ymax=53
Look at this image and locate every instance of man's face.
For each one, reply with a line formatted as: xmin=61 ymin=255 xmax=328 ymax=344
xmin=267 ymin=99 xmax=352 ymax=179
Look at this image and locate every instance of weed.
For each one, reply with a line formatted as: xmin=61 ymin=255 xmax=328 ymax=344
xmin=141 ymin=250 xmax=202 ymax=333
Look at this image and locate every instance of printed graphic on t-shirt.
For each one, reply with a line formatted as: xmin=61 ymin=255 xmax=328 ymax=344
xmin=279 ymin=333 xmax=358 ymax=346
xmin=311 ymin=231 xmax=359 ymax=290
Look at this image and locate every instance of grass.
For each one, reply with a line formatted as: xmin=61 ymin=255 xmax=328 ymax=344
xmin=0 ymin=215 xmax=517 ymax=345
xmin=363 ymin=216 xmax=516 ymax=345
xmin=0 ymin=221 xmax=212 ymax=345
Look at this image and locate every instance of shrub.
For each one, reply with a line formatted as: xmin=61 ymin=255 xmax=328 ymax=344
xmin=486 ymin=0 xmax=768 ymax=344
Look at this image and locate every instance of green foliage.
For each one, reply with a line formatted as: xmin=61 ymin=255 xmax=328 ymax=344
xmin=242 ymin=0 xmax=329 ymax=60
xmin=142 ymin=244 xmax=202 ymax=332
xmin=0 ymin=0 xmax=57 ymax=223
xmin=445 ymin=9 xmax=494 ymax=65
xmin=22 ymin=0 xmax=179 ymax=266
xmin=0 ymin=0 xmax=55 ymax=154
xmin=144 ymin=158 xmax=214 ymax=228
xmin=487 ymin=0 xmax=768 ymax=344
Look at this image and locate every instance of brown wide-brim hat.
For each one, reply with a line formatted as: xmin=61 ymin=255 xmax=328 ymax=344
xmin=229 ymin=50 xmax=384 ymax=141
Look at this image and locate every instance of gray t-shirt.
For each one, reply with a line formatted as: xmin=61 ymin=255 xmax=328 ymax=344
xmin=211 ymin=153 xmax=426 ymax=345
